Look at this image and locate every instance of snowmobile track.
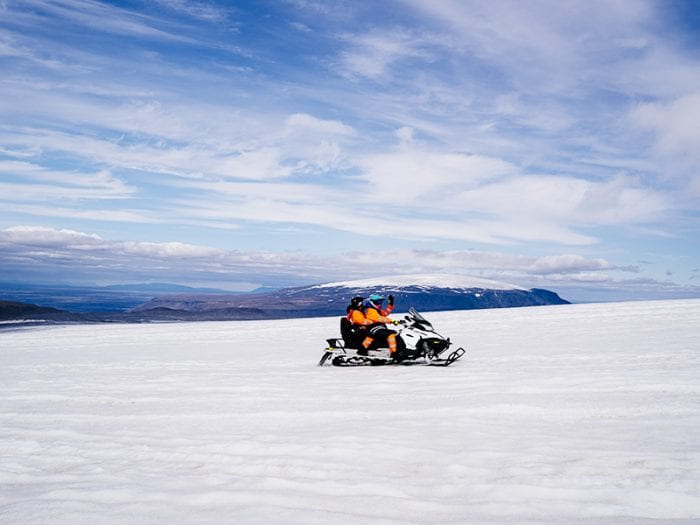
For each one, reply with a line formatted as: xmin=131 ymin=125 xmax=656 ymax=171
xmin=320 ymin=347 xmax=466 ymax=367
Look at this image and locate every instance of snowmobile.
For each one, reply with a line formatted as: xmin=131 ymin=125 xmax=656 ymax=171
xmin=318 ymin=307 xmax=466 ymax=367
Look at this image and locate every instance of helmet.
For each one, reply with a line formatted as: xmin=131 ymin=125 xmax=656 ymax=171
xmin=350 ymin=296 xmax=364 ymax=308
xmin=369 ymin=293 xmax=384 ymax=303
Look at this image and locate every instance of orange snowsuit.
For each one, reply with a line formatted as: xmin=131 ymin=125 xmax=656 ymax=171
xmin=347 ymin=308 xmax=373 ymax=327
xmin=347 ymin=308 xmax=375 ymax=350
xmin=356 ymin=303 xmax=397 ymax=354
xmin=364 ymin=303 xmax=394 ymax=323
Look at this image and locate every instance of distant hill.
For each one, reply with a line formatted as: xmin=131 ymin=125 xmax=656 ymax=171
xmin=0 ymin=300 xmax=63 ymax=318
xmin=0 ymin=282 xmax=248 ymax=313
xmin=132 ymin=274 xmax=570 ymax=320
xmin=0 ymin=299 xmax=271 ymax=326
xmin=0 ymin=300 xmax=86 ymax=325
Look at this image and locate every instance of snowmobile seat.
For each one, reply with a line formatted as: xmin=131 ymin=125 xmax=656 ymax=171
xmin=340 ymin=317 xmax=364 ymax=349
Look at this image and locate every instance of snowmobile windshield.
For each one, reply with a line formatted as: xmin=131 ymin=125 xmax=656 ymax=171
xmin=408 ymin=307 xmax=427 ymax=322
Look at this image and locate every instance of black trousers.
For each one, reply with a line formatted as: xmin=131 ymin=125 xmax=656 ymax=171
xmin=367 ymin=325 xmax=397 ymax=350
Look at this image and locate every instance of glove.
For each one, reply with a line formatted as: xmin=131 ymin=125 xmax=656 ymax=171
xmin=388 ymin=294 xmax=394 ymax=306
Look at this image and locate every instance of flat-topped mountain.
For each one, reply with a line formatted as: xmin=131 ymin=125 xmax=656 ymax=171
xmin=2 ymin=275 xmax=569 ymax=325
xmin=133 ymin=274 xmax=569 ymax=320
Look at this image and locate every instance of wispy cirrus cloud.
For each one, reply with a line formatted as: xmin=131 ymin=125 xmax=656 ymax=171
xmin=11 ymin=0 xmax=197 ymax=42
xmin=337 ymin=28 xmax=434 ymax=81
xmin=1 ymin=203 xmax=161 ymax=225
xmin=399 ymin=0 xmax=656 ymax=94
xmin=629 ymin=90 xmax=700 ymax=195
xmin=0 ymin=160 xmax=134 ymax=199
xmin=633 ymin=91 xmax=700 ymax=157
xmin=151 ymin=0 xmax=233 ymax=23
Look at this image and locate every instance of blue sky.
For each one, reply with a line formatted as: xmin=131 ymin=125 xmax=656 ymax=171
xmin=1 ymin=0 xmax=699 ymax=301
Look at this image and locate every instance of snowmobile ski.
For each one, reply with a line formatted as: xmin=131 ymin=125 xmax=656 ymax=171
xmin=424 ymin=347 xmax=466 ymax=366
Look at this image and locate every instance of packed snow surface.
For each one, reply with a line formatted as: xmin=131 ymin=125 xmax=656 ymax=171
xmin=1 ymin=299 xmax=699 ymax=523
xmin=314 ymin=273 xmax=526 ymax=291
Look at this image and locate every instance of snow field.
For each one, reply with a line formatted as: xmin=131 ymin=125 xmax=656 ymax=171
xmin=1 ymin=299 xmax=699 ymax=523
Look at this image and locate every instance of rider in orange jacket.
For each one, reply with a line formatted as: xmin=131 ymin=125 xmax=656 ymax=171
xmin=354 ymin=294 xmax=398 ymax=356
xmin=364 ymin=293 xmax=394 ymax=322
xmin=346 ymin=296 xmax=372 ymax=352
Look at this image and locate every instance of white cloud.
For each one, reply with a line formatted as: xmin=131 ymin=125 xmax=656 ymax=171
xmin=0 ymin=203 xmax=160 ymax=224
xmin=281 ymin=113 xmax=357 ymax=174
xmin=573 ymin=175 xmax=671 ymax=223
xmin=337 ymin=28 xmax=432 ymax=81
xmin=2 ymin=225 xmax=102 ymax=247
xmin=526 ymin=254 xmax=614 ymax=274
xmin=0 ymin=226 xmax=634 ymax=288
xmin=351 ymin=141 xmax=672 ymax=244
xmin=399 ymin=0 xmax=655 ymax=94
xmin=216 ymin=148 xmax=292 ymax=180
xmin=151 ymin=0 xmax=231 ymax=23
xmin=458 ymin=173 xmax=671 ymax=227
xmin=171 ymin=180 xmax=584 ymax=245
xmin=285 ymin=113 xmax=355 ymax=137
xmin=611 ymin=46 xmax=700 ymax=99
xmin=343 ymin=249 xmax=620 ymax=279
xmin=629 ymin=91 xmax=700 ymax=195
xmin=0 ymin=34 xmax=67 ymax=69
xmin=360 ymin=146 xmax=515 ymax=206
xmin=120 ymin=240 xmax=221 ymax=258
xmin=0 ymin=160 xmax=135 ymax=199
xmin=14 ymin=0 xmax=195 ymax=43
xmin=0 ymin=109 xmax=676 ymax=247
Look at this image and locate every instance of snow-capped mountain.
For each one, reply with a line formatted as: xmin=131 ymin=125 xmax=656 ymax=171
xmin=313 ymin=273 xmax=526 ymax=291
xmin=132 ymin=274 xmax=569 ymax=320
